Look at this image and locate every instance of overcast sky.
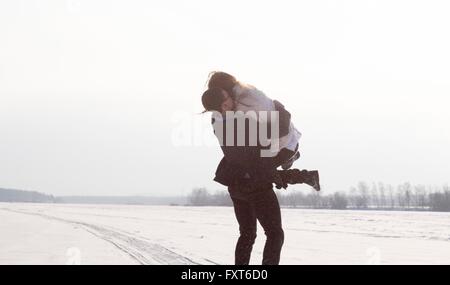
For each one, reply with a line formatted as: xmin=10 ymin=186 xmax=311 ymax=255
xmin=1 ymin=0 xmax=449 ymax=196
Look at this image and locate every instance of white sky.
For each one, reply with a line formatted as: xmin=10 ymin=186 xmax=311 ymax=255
xmin=1 ymin=0 xmax=449 ymax=196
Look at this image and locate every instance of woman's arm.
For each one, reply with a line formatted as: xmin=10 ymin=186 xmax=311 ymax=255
xmin=273 ymin=100 xmax=291 ymax=138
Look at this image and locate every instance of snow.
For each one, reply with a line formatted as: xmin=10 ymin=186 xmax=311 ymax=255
xmin=1 ymin=202 xmax=449 ymax=265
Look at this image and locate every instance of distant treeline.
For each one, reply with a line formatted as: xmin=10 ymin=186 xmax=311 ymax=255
xmin=2 ymin=182 xmax=450 ymax=212
xmin=0 ymin=188 xmax=56 ymax=203
xmin=56 ymin=196 xmax=187 ymax=205
xmin=188 ymin=182 xmax=450 ymax=212
xmin=0 ymin=188 xmax=187 ymax=205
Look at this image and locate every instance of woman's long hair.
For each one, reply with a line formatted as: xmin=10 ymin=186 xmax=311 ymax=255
xmin=206 ymin=71 xmax=238 ymax=99
xmin=206 ymin=71 xmax=252 ymax=108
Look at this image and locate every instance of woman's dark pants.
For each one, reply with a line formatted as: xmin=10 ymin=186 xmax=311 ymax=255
xmin=228 ymin=184 xmax=284 ymax=265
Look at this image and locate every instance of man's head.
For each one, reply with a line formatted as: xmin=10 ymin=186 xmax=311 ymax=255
xmin=202 ymin=88 xmax=235 ymax=113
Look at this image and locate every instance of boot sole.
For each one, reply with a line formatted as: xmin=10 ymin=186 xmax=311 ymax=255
xmin=311 ymin=170 xmax=321 ymax=192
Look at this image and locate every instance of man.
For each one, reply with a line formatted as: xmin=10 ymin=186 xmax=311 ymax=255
xmin=201 ymin=85 xmax=320 ymax=265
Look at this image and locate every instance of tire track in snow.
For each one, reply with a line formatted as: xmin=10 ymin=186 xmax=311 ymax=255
xmin=1 ymin=208 xmax=216 ymax=265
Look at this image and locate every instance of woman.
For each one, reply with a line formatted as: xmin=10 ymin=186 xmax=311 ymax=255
xmin=206 ymin=72 xmax=301 ymax=170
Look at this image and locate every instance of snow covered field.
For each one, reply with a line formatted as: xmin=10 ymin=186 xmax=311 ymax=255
xmin=1 ymin=202 xmax=449 ymax=265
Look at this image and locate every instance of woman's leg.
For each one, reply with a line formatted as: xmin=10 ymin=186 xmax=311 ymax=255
xmin=253 ymin=189 xmax=284 ymax=265
xmin=230 ymin=196 xmax=257 ymax=265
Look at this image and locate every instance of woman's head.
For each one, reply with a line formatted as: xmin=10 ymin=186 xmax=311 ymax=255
xmin=207 ymin=72 xmax=238 ymax=97
xmin=202 ymin=88 xmax=235 ymax=113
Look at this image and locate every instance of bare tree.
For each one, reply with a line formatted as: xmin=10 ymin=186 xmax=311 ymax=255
xmin=414 ymin=185 xmax=427 ymax=209
xmin=371 ymin=182 xmax=379 ymax=208
xmin=429 ymin=186 xmax=450 ymax=212
xmin=378 ymin=182 xmax=386 ymax=209
xmin=357 ymin=182 xmax=370 ymax=209
xmin=348 ymin=187 xmax=358 ymax=209
xmin=308 ymin=191 xmax=322 ymax=209
xmin=188 ymin=188 xmax=210 ymax=206
xmin=387 ymin=184 xmax=395 ymax=209
xmin=397 ymin=184 xmax=406 ymax=208
xmin=330 ymin=192 xmax=348 ymax=210
xmin=211 ymin=191 xmax=232 ymax=206
xmin=286 ymin=191 xmax=306 ymax=208
xmin=403 ymin=182 xmax=412 ymax=209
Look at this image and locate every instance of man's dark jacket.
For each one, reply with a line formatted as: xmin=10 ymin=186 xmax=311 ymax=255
xmin=212 ymin=100 xmax=292 ymax=187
